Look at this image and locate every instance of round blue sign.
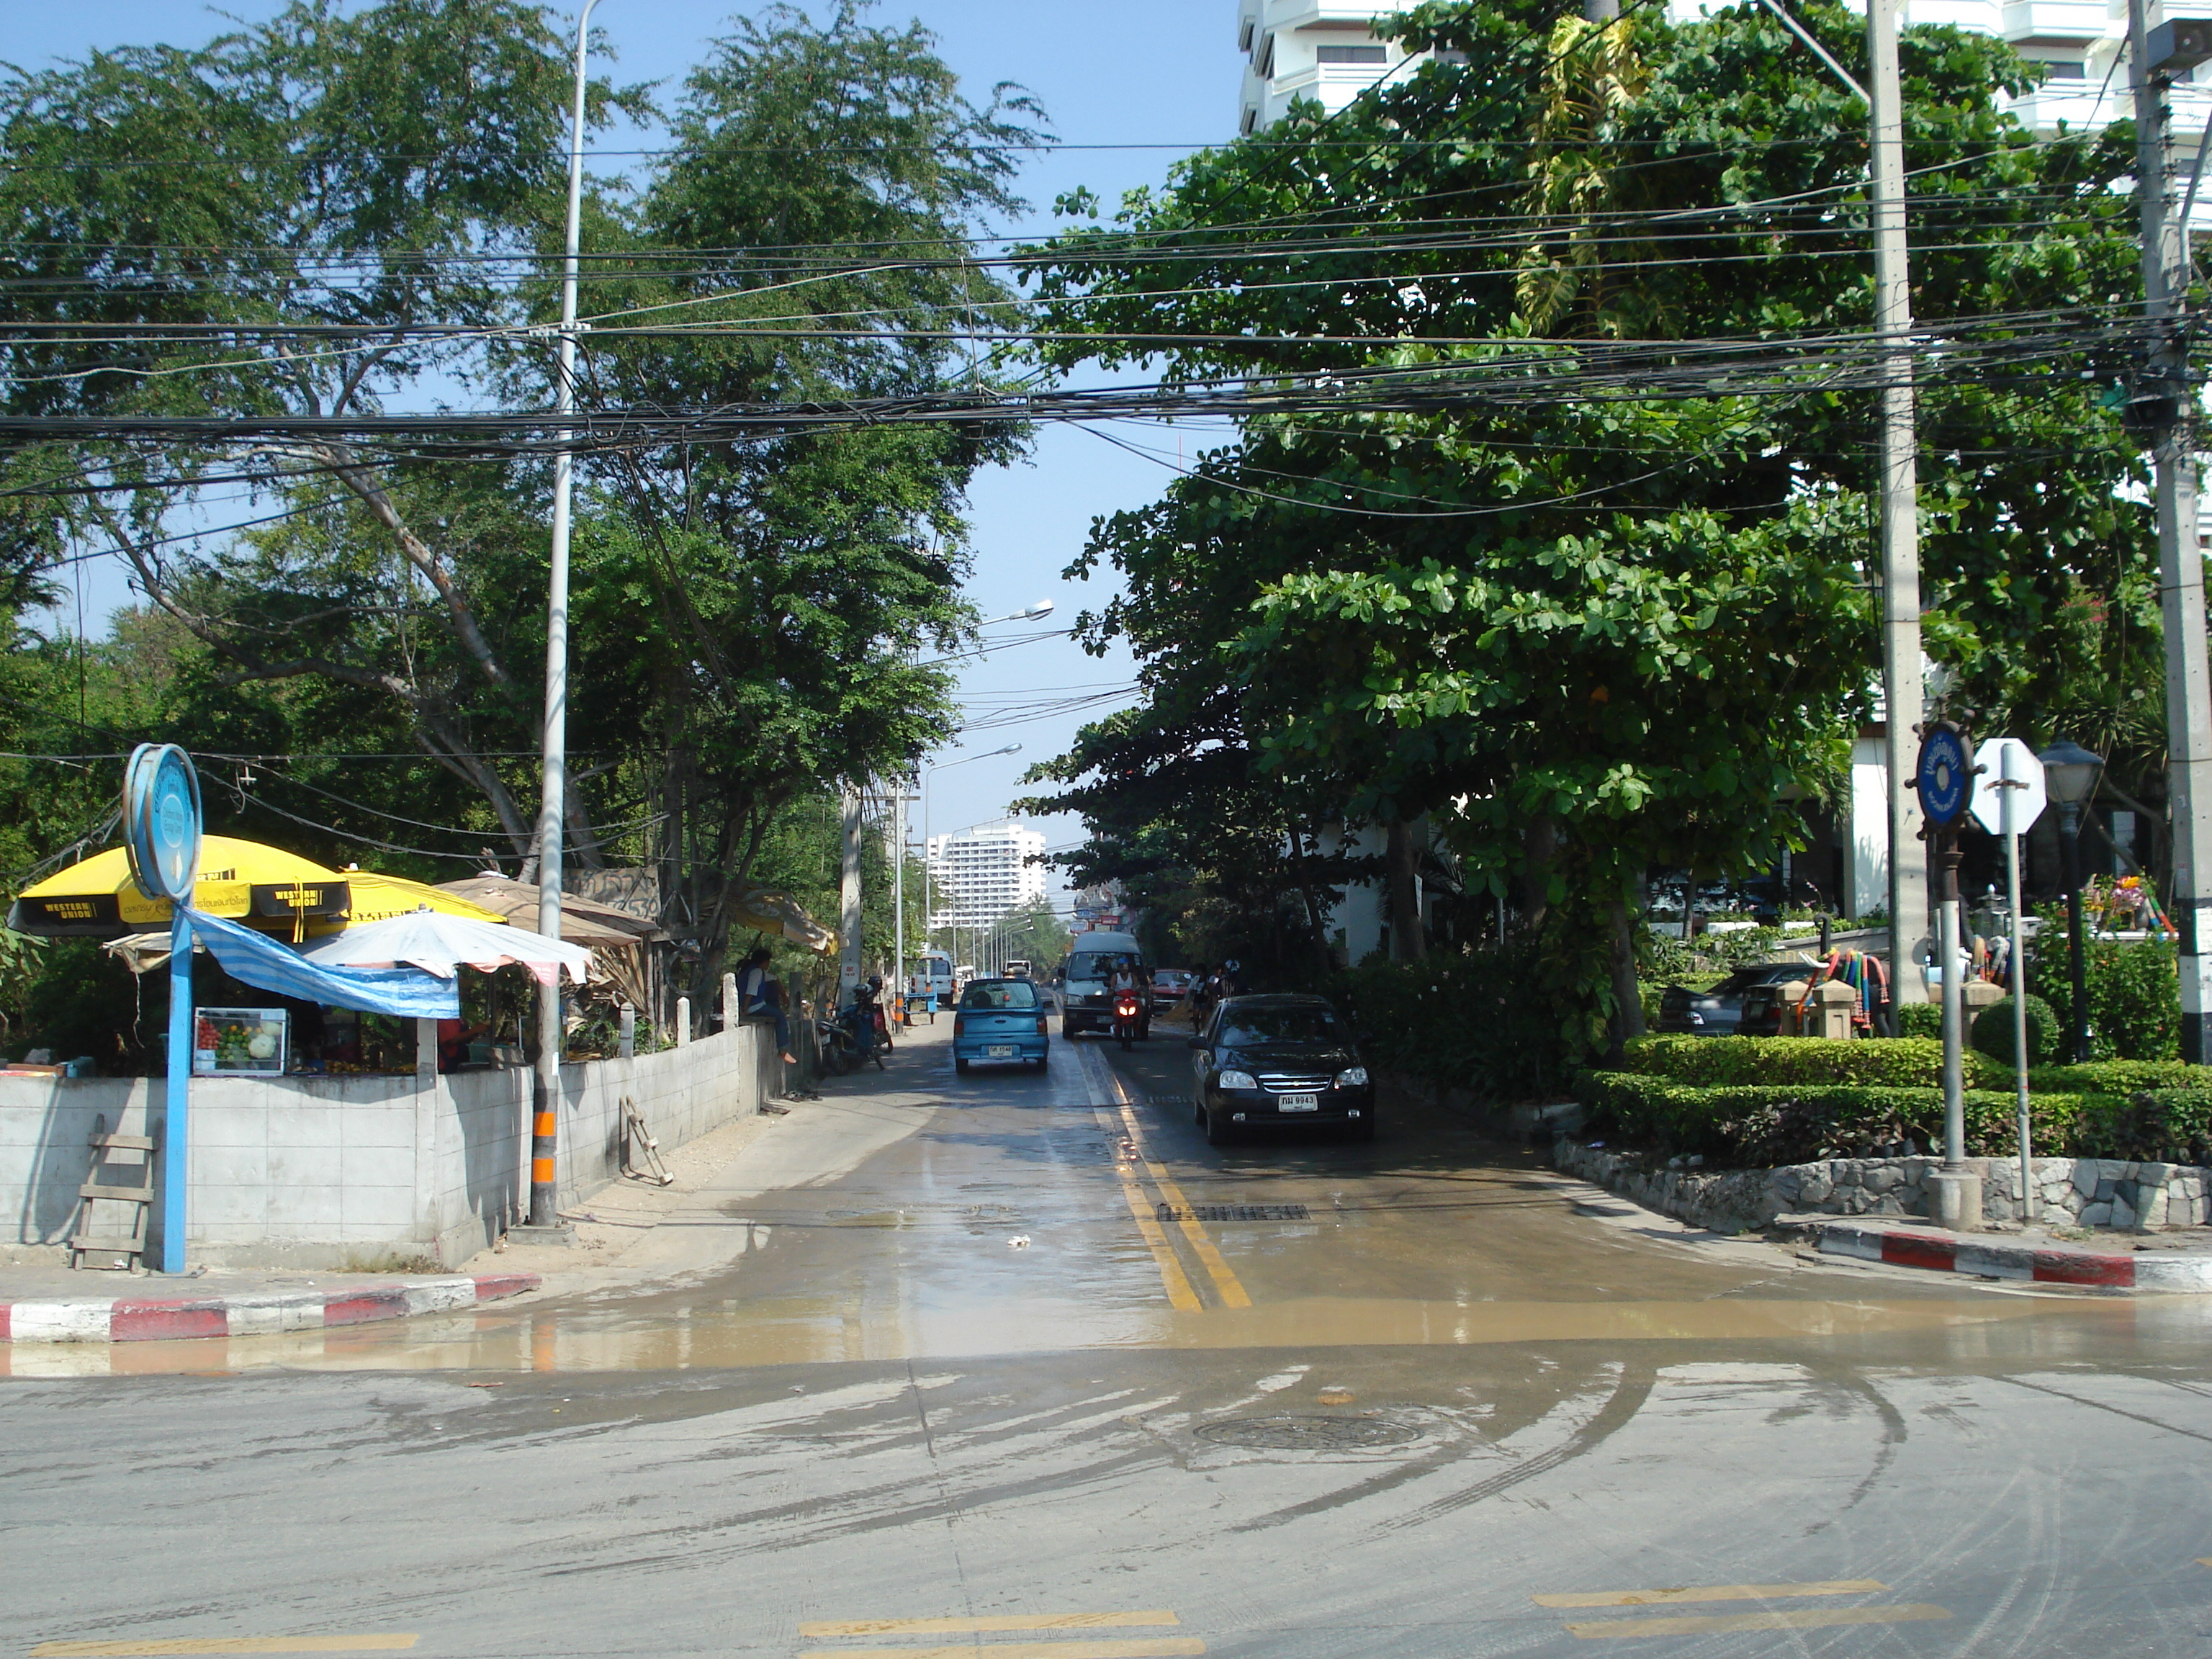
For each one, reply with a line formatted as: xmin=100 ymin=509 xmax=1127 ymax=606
xmin=123 ymin=743 xmax=202 ymax=903
xmin=1915 ymin=724 xmax=1972 ymax=827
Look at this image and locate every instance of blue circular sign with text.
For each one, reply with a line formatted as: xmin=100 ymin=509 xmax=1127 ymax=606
xmin=1915 ymin=724 xmax=1972 ymax=828
xmin=124 ymin=743 xmax=202 ymax=903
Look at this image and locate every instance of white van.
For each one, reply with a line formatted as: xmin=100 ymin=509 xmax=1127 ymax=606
xmin=1059 ymin=930 xmax=1148 ymax=1039
xmin=912 ymin=953 xmax=955 ymax=1004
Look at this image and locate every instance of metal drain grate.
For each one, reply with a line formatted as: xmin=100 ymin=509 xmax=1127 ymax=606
xmin=1156 ymin=1202 xmax=1312 ymax=1223
xmin=1193 ymin=1414 xmax=1421 ymax=1451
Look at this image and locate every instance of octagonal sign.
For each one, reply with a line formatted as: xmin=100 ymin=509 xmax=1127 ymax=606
xmin=1969 ymin=737 xmax=2047 ymax=838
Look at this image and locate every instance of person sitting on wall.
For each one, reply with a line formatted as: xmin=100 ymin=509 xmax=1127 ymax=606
xmin=738 ymin=946 xmax=798 ymax=1064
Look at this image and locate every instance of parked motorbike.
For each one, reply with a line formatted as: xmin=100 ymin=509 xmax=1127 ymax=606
xmin=847 ymin=987 xmax=887 ymax=1071
xmin=1112 ymin=987 xmax=1143 ymax=1051
xmin=814 ymin=1014 xmax=858 ymax=1075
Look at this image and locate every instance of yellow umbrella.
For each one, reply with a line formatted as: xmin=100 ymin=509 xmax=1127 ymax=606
xmin=9 ymin=836 xmax=349 ymax=938
xmin=311 ymin=869 xmax=507 ymax=932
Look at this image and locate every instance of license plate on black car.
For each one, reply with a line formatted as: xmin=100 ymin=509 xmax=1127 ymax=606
xmin=1279 ymin=1094 xmax=1318 ymax=1112
xmin=988 ymin=1045 xmax=1013 ymax=1058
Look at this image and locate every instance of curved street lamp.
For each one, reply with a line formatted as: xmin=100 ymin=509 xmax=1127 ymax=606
xmin=2038 ymin=738 xmax=2105 ymax=1063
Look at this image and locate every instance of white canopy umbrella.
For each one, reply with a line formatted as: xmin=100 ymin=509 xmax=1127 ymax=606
xmin=300 ymin=906 xmax=592 ymax=988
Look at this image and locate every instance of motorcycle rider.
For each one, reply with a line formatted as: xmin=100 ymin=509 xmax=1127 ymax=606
xmin=1107 ymin=954 xmax=1144 ymax=1042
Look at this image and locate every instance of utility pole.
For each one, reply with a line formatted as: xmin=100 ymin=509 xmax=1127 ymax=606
xmin=523 ymin=0 xmax=599 ymax=1238
xmin=1869 ymin=0 xmax=1932 ymax=1022
xmin=838 ymin=784 xmax=863 ymax=1008
xmin=893 ymin=782 xmax=908 ymax=1010
xmin=2129 ymin=0 xmax=2212 ymax=1062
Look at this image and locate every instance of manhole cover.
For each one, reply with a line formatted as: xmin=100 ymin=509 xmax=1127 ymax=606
xmin=1192 ymin=1414 xmax=1421 ymax=1451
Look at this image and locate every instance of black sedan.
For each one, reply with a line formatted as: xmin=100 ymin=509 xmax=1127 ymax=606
xmin=1188 ymin=993 xmax=1373 ymax=1145
xmin=1656 ymin=962 xmax=1815 ymax=1036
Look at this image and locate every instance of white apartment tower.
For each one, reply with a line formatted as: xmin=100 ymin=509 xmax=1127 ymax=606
xmin=926 ymin=820 xmax=1048 ymax=932
xmin=1238 ymin=1 xmax=1432 ymax=133
xmin=1238 ymin=0 xmax=2212 ymax=148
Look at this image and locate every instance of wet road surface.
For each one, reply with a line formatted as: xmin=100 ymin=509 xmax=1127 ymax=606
xmin=6 ymin=1018 xmax=2212 ymax=1655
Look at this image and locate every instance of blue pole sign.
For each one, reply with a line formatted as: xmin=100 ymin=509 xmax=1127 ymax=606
xmin=124 ymin=744 xmax=202 ymax=1274
xmin=1915 ymin=722 xmax=1973 ymax=830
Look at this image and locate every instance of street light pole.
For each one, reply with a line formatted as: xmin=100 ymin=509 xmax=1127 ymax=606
xmin=2041 ymin=739 xmax=2104 ymax=1064
xmin=2061 ymin=799 xmax=2090 ymax=1064
xmin=526 ymin=0 xmax=599 ymax=1236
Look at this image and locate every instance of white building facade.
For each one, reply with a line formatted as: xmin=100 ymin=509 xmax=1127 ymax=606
xmin=1238 ymin=0 xmax=2212 ymax=152
xmin=927 ymin=821 xmax=1048 ymax=932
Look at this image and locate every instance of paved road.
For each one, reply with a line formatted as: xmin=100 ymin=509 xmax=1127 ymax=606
xmin=6 ymin=1017 xmax=2212 ymax=1657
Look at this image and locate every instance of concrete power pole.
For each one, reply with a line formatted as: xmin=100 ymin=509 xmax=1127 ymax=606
xmin=1868 ymin=0 xmax=1932 ymax=1022
xmin=838 ymin=785 xmax=863 ymax=1007
xmin=2129 ymin=0 xmax=2212 ymax=1063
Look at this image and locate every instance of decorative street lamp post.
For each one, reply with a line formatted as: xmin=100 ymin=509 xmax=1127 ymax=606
xmin=2038 ymin=739 xmax=2104 ymax=1064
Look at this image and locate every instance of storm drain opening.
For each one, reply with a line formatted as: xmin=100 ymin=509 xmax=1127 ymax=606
xmin=1192 ymin=1414 xmax=1423 ymax=1451
xmin=1156 ymin=1202 xmax=1312 ymax=1223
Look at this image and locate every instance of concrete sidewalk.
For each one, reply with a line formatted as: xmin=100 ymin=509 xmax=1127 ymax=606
xmin=451 ymin=1016 xmax=956 ymax=1298
xmin=0 ymin=1020 xmax=958 ymax=1339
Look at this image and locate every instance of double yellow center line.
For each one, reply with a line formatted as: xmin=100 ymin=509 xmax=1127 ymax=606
xmin=1089 ymin=1058 xmax=1249 ymax=1311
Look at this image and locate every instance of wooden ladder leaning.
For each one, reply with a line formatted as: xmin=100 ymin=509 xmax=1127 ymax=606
xmin=70 ymin=1112 xmax=156 ymax=1271
xmin=620 ymin=1098 xmax=674 ymax=1186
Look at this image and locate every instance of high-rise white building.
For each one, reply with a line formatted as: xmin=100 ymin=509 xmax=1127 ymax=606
xmin=1237 ymin=0 xmax=2211 ymax=147
xmin=927 ymin=820 xmax=1048 ymax=932
xmin=1236 ymin=1 xmax=1438 ymax=132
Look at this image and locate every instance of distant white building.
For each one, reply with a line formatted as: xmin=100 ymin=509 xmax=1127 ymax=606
xmin=927 ymin=820 xmax=1048 ymax=932
xmin=1237 ymin=0 xmax=2212 ymax=156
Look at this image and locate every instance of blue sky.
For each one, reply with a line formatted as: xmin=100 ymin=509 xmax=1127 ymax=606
xmin=19 ymin=1 xmax=1244 ymax=895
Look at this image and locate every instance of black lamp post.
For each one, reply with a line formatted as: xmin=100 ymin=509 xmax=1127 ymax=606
xmin=2038 ymin=739 xmax=2104 ymax=1064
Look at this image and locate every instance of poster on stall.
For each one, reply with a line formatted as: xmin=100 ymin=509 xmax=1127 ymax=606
xmin=194 ymin=1007 xmax=289 ymax=1076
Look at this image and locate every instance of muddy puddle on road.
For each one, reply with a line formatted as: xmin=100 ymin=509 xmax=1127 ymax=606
xmin=6 ymin=1283 xmax=2195 ymax=1380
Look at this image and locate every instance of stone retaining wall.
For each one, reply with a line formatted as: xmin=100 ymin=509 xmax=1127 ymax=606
xmin=1553 ymin=1137 xmax=2212 ymax=1236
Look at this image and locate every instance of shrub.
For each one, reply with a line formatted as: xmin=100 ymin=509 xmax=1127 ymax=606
xmin=2072 ymin=1089 xmax=2212 ymax=1165
xmin=1574 ymin=1070 xmax=2113 ymax=1164
xmin=1897 ymin=1002 xmax=1942 ymax=1040
xmin=1619 ymin=1034 xmax=1949 ymax=1088
xmin=2026 ymin=1060 xmax=2212 ymax=1094
xmin=1330 ymin=944 xmax=1571 ymax=1101
xmin=1970 ymin=994 xmax=2059 ymax=1067
xmin=2027 ymin=925 xmax=2181 ymax=1061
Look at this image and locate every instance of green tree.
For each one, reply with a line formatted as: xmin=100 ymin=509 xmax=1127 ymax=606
xmin=1022 ymin=0 xmax=2146 ymax=1058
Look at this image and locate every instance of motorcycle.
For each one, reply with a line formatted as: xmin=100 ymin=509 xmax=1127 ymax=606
xmin=814 ymin=1013 xmax=858 ymax=1075
xmin=847 ymin=989 xmax=887 ymax=1071
xmin=1112 ymin=987 xmax=1143 ymax=1051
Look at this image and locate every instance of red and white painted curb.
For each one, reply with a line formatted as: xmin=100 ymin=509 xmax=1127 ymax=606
xmin=1818 ymin=1221 xmax=2212 ymax=1292
xmin=0 ymin=1272 xmax=539 ymax=1344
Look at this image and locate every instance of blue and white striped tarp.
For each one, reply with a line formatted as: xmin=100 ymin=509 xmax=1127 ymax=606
xmin=184 ymin=908 xmax=460 ymax=1018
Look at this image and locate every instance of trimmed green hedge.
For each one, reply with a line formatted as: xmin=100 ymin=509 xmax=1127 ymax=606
xmin=1897 ymin=1002 xmax=1942 ymax=1040
xmin=1576 ymin=1070 xmax=2116 ymax=1164
xmin=1622 ymin=1034 xmax=1966 ymax=1089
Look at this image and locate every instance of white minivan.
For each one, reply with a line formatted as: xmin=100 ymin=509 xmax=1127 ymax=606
xmin=1058 ymin=930 xmax=1148 ymax=1040
xmin=912 ymin=953 xmax=955 ymax=1005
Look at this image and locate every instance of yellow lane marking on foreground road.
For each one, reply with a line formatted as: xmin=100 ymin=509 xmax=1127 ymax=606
xmin=798 ymin=1645 xmax=1202 ymax=1659
xmin=1565 ymin=1606 xmax=1952 ymax=1640
xmin=1534 ymin=1581 xmax=1888 ymax=1609
xmin=1092 ymin=1102 xmax=1202 ymax=1313
xmin=1102 ymin=1077 xmax=1251 ymax=1310
xmin=33 ymin=1639 xmax=419 ymax=1657
xmin=801 ymin=1614 xmax=1181 ymax=1637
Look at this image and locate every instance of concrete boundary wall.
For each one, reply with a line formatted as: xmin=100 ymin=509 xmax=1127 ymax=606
xmin=1 ymin=1018 xmax=778 ymax=1269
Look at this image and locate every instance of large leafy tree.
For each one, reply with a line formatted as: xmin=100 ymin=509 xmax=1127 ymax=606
xmin=1022 ymin=0 xmax=2149 ymax=1051
xmin=0 ymin=1 xmax=1047 ymax=998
